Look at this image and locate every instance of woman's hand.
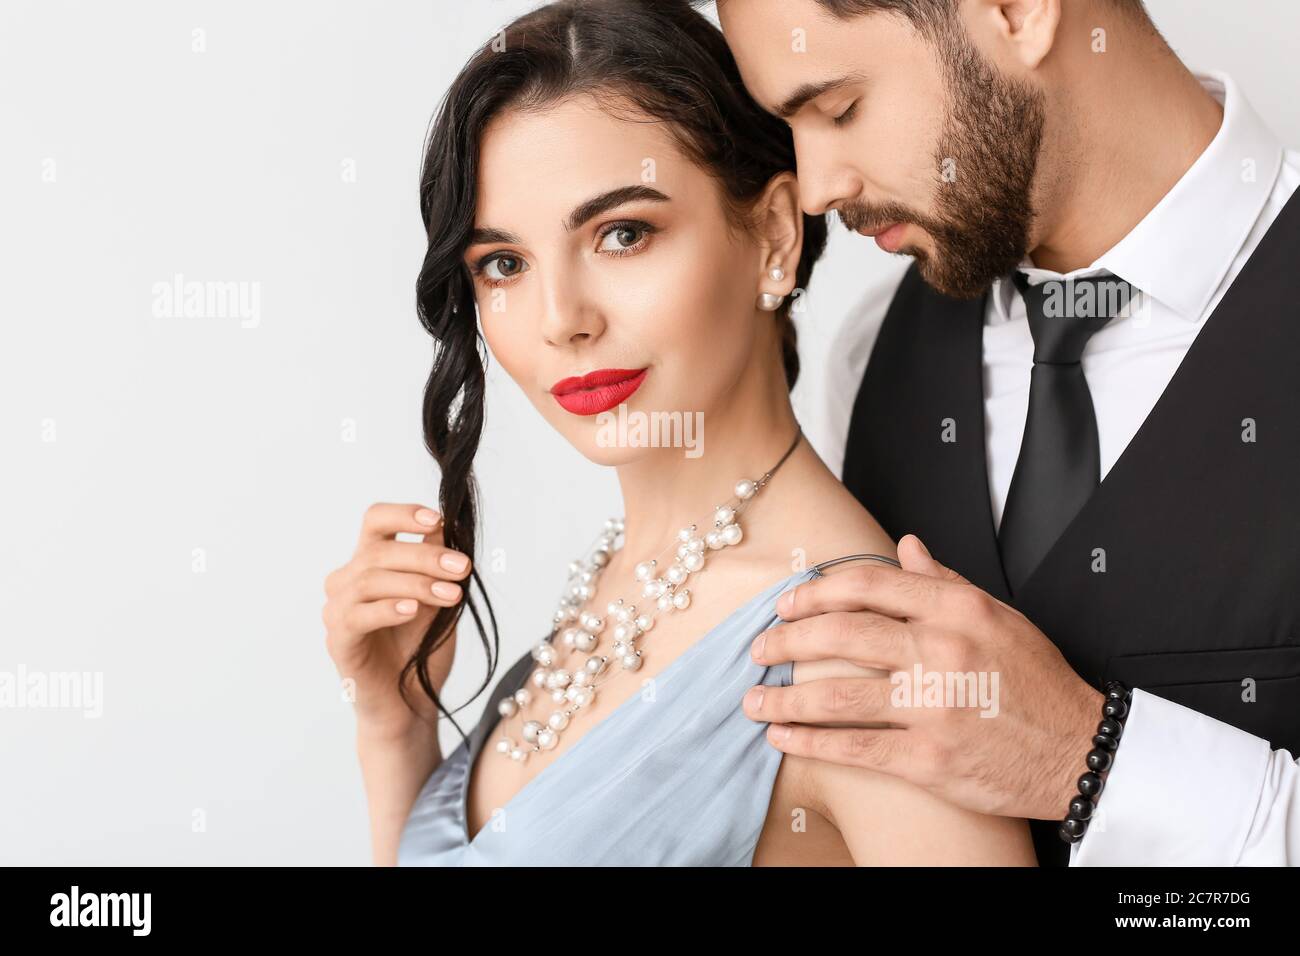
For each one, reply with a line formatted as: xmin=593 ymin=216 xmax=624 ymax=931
xmin=322 ymin=502 xmax=472 ymax=737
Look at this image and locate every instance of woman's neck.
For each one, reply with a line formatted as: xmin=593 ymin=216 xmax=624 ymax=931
xmin=612 ymin=361 xmax=800 ymax=561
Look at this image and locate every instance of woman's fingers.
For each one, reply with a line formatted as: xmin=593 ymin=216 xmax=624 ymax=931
xmin=354 ymin=567 xmax=463 ymax=608
xmin=357 ymin=502 xmax=444 ymax=544
xmin=363 ymin=539 xmax=472 ymax=582
xmin=337 ymin=598 xmax=429 ymax=642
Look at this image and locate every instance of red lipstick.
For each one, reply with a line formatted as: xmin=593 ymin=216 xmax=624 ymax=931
xmin=550 ymin=367 xmax=648 ymax=416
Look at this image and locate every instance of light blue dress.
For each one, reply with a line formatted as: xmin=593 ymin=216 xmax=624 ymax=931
xmin=397 ymin=553 xmax=896 ymax=866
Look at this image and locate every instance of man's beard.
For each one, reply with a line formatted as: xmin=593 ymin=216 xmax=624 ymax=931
xmin=838 ymin=27 xmax=1046 ymax=300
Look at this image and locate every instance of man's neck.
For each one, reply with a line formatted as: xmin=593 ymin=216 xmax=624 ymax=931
xmin=1028 ymin=29 xmax=1224 ymax=273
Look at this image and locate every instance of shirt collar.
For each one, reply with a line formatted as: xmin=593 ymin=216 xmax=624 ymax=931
xmin=991 ymin=70 xmax=1284 ymax=325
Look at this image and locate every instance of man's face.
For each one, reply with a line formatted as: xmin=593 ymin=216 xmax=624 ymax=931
xmin=717 ymin=0 xmax=1045 ymax=299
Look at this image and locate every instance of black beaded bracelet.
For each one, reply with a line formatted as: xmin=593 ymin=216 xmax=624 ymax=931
xmin=1057 ymin=680 xmax=1132 ymax=844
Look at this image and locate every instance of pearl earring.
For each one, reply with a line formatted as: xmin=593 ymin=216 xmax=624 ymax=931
xmin=769 ymin=266 xmax=786 ymax=282
xmin=757 ymin=292 xmax=785 ymax=312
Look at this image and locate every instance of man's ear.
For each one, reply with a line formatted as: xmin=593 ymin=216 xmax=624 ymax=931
xmin=968 ymin=0 xmax=1062 ymax=71
xmin=754 ymin=171 xmax=804 ymax=300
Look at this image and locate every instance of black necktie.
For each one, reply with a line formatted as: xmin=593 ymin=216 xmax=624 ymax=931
xmin=997 ymin=271 xmax=1135 ymax=593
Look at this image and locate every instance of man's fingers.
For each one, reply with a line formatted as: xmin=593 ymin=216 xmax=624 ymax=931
xmin=764 ymin=723 xmax=916 ymax=778
xmin=742 ymin=676 xmax=904 ymax=727
xmin=776 ymin=563 xmax=947 ymax=622
xmin=753 ymin=610 xmax=911 ymax=669
xmin=358 ymin=502 xmax=442 ymax=544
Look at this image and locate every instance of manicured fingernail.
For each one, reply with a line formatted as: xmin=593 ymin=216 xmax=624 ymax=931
xmin=432 ymin=581 xmax=460 ymax=601
xmin=396 ymin=600 xmax=417 ymax=614
xmin=415 ymin=509 xmax=440 ymax=526
xmin=743 ymin=687 xmax=764 ymax=712
xmin=440 ymin=552 xmax=469 ymax=573
xmin=750 ymin=634 xmax=766 ymax=660
xmin=770 ymin=725 xmax=791 ymax=742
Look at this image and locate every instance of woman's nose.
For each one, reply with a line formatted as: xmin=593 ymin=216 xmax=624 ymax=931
xmin=538 ymin=274 xmax=603 ymax=346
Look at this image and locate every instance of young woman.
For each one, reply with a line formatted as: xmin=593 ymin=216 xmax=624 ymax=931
xmin=322 ymin=0 xmax=1035 ymax=866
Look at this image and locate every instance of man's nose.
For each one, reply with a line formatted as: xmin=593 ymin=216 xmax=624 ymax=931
xmin=791 ymin=131 xmax=862 ymax=217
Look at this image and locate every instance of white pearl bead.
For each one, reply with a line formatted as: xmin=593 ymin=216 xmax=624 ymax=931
xmin=612 ymin=640 xmax=630 ymax=658
xmin=564 ymin=684 xmax=581 ymax=701
xmin=537 ymin=728 xmax=558 ymax=750
xmin=705 ymin=531 xmax=724 ymax=550
xmin=667 ymin=564 xmax=688 ymax=585
xmin=673 ymin=589 xmax=692 ymax=610
xmin=572 ymin=687 xmax=595 ymax=708
xmin=560 ymin=627 xmax=578 ymax=648
xmin=585 ymin=656 xmax=607 ymax=675
xmin=613 ymin=623 xmax=632 ymax=642
xmin=591 ymin=549 xmax=609 ymax=567
xmin=616 ymin=605 xmax=635 ymax=623
xmin=678 ymin=527 xmax=694 ymax=543
xmin=510 ymin=747 xmax=528 ymax=762
xmin=634 ymin=560 xmax=655 ymax=582
xmin=548 ymin=710 xmax=570 ymax=730
xmin=530 ymin=669 xmax=548 ymax=689
xmin=537 ymin=646 xmax=556 ymax=667
xmin=547 ymin=669 xmax=571 ymax=690
xmin=642 ymin=581 xmax=660 ymax=599
xmin=521 ymin=720 xmax=543 ymax=743
xmin=497 ymin=698 xmax=518 ymax=717
xmin=586 ymin=616 xmax=604 ymax=634
xmin=769 ymin=266 xmax=785 ymax=282
xmin=735 ymin=479 xmax=757 ymax=500
xmin=682 ymin=551 xmax=704 ymax=572
xmin=686 ymin=537 xmax=705 ymax=553
xmin=495 ymin=737 xmax=512 ymax=754
xmin=635 ymin=614 xmax=654 ymax=632
xmin=675 ymin=544 xmax=689 ymax=560
xmin=714 ymin=506 xmax=736 ymax=527
xmin=657 ymin=594 xmax=673 ymax=612
xmin=575 ymin=630 xmax=597 ymax=652
xmin=572 ymin=669 xmax=592 ymax=686
xmin=606 ymin=601 xmax=622 ymax=616
xmin=531 ymin=641 xmax=553 ymax=661
xmin=621 ymin=652 xmax=643 ymax=671
xmin=551 ymin=688 xmax=566 ymax=703
xmin=721 ymin=523 xmax=743 ymax=546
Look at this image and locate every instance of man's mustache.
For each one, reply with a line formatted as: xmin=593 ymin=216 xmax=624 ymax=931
xmin=837 ymin=199 xmax=923 ymax=235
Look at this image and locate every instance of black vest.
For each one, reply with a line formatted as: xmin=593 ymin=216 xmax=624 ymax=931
xmin=842 ymin=188 xmax=1300 ymax=867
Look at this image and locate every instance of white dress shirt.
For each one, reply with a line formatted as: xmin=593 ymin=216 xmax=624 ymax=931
xmin=821 ymin=71 xmax=1300 ymax=864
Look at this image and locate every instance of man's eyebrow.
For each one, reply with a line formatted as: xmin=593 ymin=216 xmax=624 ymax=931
xmin=775 ymin=72 xmax=867 ymax=119
xmin=564 ymin=185 xmax=671 ymax=231
xmin=468 ymin=185 xmax=672 ymax=248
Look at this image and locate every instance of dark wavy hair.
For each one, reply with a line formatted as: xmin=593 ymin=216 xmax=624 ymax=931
xmin=403 ymin=0 xmax=829 ymax=739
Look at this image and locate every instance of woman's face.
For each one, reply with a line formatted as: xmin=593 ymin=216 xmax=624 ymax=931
xmin=463 ymin=95 xmax=781 ymax=465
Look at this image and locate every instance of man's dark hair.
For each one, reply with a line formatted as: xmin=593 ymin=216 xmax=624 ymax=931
xmin=706 ymin=0 xmax=1151 ymax=34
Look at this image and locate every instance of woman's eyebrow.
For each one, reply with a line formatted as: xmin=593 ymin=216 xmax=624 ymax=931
xmin=564 ymin=185 xmax=671 ymax=231
xmin=468 ymin=185 xmax=671 ymax=247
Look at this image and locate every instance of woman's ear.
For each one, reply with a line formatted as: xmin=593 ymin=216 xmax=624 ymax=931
xmin=754 ymin=172 xmax=803 ymax=303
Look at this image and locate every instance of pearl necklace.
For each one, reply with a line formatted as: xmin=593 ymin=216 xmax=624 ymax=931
xmin=493 ymin=426 xmax=804 ymax=763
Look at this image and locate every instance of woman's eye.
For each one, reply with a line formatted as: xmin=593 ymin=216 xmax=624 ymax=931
xmin=481 ymin=254 xmax=528 ymax=282
xmin=596 ymin=222 xmax=653 ymax=254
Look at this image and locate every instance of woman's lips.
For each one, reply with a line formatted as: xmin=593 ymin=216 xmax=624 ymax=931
xmin=550 ymin=367 xmax=649 ymax=416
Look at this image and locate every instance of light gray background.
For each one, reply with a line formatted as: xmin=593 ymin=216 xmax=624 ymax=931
xmin=2 ymin=0 xmax=1296 ymax=864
